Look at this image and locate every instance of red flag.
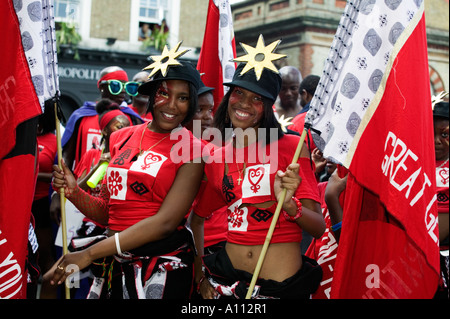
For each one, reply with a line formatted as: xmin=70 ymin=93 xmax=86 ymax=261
xmin=197 ymin=0 xmax=237 ymax=112
xmin=1 ymin=3 xmax=41 ymax=159
xmin=307 ymin=1 xmax=439 ymax=298
xmin=0 ymin=119 xmax=38 ymax=299
xmin=0 ymin=0 xmax=59 ymax=298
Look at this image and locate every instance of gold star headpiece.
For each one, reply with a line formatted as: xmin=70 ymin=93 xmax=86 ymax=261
xmin=233 ymin=34 xmax=287 ymax=81
xmin=432 ymin=91 xmax=449 ymax=109
xmin=277 ymin=114 xmax=294 ymax=133
xmin=143 ymin=42 xmax=189 ymax=78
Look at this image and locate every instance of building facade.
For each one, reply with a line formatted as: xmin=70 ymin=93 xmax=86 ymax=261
xmin=55 ymin=0 xmax=205 ymax=118
xmin=55 ymin=0 xmax=449 ymax=119
xmin=231 ymin=0 xmax=449 ymax=96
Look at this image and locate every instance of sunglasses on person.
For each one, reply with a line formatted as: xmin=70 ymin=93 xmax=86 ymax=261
xmin=100 ymin=80 xmax=141 ymax=96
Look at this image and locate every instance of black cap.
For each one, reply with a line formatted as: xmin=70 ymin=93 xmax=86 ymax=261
xmin=433 ymin=101 xmax=449 ymax=119
xmin=198 ymin=81 xmax=214 ymax=96
xmin=224 ymin=63 xmax=282 ymax=102
xmin=138 ymin=61 xmax=201 ymax=95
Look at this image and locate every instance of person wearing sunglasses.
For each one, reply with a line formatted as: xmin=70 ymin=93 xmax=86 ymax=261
xmin=98 ymin=79 xmax=141 ymax=104
xmin=60 ymin=66 xmax=143 ymax=173
xmin=129 ymin=71 xmax=153 ymax=122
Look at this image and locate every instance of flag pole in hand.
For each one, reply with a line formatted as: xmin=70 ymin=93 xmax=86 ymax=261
xmin=53 ymin=98 xmax=71 ymax=299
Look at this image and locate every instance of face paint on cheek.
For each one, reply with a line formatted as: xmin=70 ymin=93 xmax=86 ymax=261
xmin=154 ymin=81 xmax=171 ymax=106
xmin=229 ymin=90 xmax=241 ymax=105
xmin=252 ymin=100 xmax=264 ymax=114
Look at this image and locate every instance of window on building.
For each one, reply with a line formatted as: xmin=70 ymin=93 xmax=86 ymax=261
xmin=139 ymin=0 xmax=168 ymax=20
xmin=137 ymin=0 xmax=169 ymax=44
xmin=54 ymin=0 xmax=80 ymax=22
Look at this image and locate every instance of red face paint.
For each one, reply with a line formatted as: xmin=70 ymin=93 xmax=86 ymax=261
xmin=154 ymin=81 xmax=170 ymax=107
xmin=228 ymin=87 xmax=265 ymax=129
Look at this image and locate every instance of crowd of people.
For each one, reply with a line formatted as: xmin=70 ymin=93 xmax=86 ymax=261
xmin=29 ymin=36 xmax=448 ymax=300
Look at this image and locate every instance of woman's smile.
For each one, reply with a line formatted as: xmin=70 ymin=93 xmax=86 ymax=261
xmin=228 ymin=87 xmax=264 ymax=129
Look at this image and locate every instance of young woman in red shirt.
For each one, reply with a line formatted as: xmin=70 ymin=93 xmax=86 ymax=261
xmin=192 ymin=36 xmax=325 ymax=299
xmin=45 ymin=45 xmax=205 ymax=299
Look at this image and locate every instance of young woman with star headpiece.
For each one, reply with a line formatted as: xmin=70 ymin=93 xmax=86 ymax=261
xmin=192 ymin=35 xmax=325 ymax=299
xmin=44 ymin=43 xmax=206 ymax=299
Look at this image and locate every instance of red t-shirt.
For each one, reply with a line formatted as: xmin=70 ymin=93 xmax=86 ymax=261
xmin=105 ymin=124 xmax=204 ymax=231
xmin=75 ymin=115 xmax=102 ymax=169
xmin=34 ymin=133 xmax=57 ymax=200
xmin=192 ymin=141 xmax=228 ymax=248
xmin=195 ymin=134 xmax=320 ymax=245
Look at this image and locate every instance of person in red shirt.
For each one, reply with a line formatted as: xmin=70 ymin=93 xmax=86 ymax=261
xmin=45 ymin=49 xmax=205 ymax=299
xmin=186 ymin=82 xmax=228 ymax=255
xmin=192 ymin=39 xmax=325 ymax=299
xmin=74 ymin=100 xmax=131 ymax=192
xmin=432 ymin=99 xmax=449 ymax=299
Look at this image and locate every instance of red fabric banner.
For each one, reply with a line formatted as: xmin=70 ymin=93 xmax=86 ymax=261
xmin=197 ymin=0 xmax=236 ymax=112
xmin=0 ymin=1 xmax=42 ymax=159
xmin=330 ymin=12 xmax=440 ymax=298
xmin=0 ymin=143 xmax=37 ymax=299
xmin=0 ymin=1 xmax=48 ymax=298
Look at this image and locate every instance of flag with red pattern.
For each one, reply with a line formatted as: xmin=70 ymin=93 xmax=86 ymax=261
xmin=306 ymin=0 xmax=439 ymax=298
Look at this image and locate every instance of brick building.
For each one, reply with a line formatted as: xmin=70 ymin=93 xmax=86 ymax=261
xmin=55 ymin=0 xmax=448 ymax=118
xmin=231 ymin=0 xmax=449 ymax=96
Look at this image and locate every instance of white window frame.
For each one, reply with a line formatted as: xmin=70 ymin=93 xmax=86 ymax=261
xmin=53 ymin=0 xmax=91 ymax=45
xmin=129 ymin=0 xmax=172 ymax=44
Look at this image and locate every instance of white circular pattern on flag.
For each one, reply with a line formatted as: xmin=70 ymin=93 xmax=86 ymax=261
xmin=305 ymin=0 xmax=423 ymax=165
xmin=216 ymin=0 xmax=236 ymax=93
xmin=14 ymin=0 xmax=59 ymax=110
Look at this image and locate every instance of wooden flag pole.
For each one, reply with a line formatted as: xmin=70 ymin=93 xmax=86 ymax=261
xmin=245 ymin=127 xmax=309 ymax=299
xmin=54 ymin=101 xmax=71 ymax=299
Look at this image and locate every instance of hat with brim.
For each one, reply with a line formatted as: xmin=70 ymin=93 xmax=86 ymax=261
xmin=223 ymin=63 xmax=282 ymax=102
xmin=433 ymin=101 xmax=449 ymax=119
xmin=198 ymin=82 xmax=214 ymax=96
xmin=138 ymin=61 xmax=201 ymax=95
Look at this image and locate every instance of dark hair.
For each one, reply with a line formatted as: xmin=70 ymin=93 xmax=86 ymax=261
xmin=39 ymin=99 xmax=57 ymax=134
xmin=213 ymin=88 xmax=284 ymax=145
xmin=95 ymin=98 xmax=120 ymax=114
xmin=299 ymin=75 xmax=320 ymax=95
xmin=145 ymin=81 xmax=198 ymax=126
xmin=95 ymin=98 xmax=122 ymax=126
